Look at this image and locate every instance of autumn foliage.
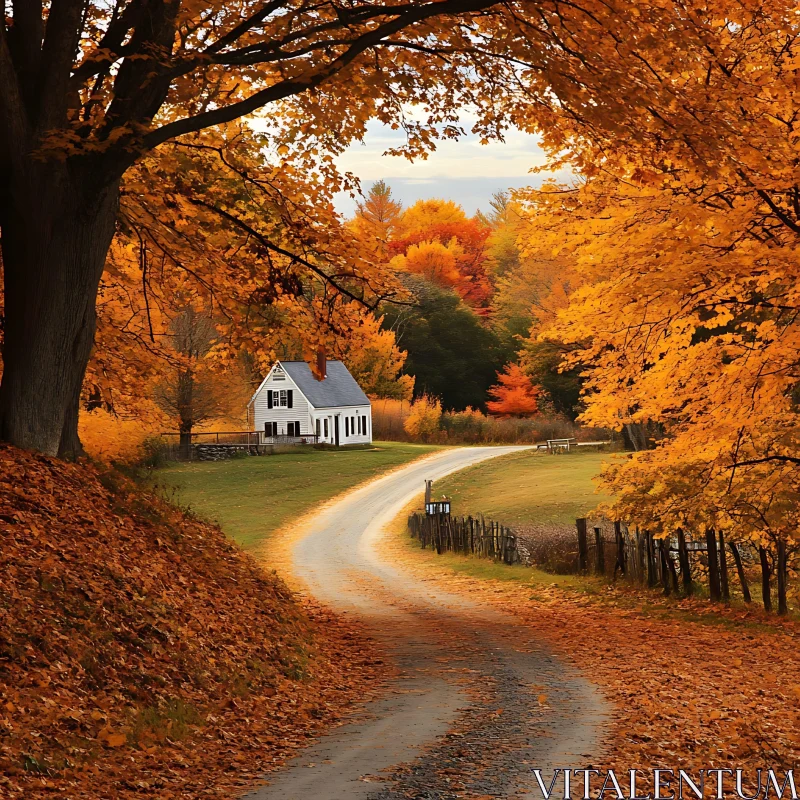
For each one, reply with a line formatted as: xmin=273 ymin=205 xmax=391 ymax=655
xmin=486 ymin=364 xmax=540 ymax=418
xmin=508 ymin=0 xmax=800 ymax=611
xmin=0 ymin=446 xmax=383 ymax=796
xmin=387 ymin=201 xmax=494 ymax=308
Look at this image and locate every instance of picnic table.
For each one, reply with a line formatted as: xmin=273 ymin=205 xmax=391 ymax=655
xmin=547 ymin=437 xmax=577 ymax=453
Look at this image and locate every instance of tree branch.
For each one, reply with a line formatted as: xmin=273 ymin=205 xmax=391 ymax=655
xmin=730 ymin=454 xmax=800 ymax=468
xmin=186 ymin=195 xmax=375 ymax=308
xmin=141 ymin=0 xmax=501 ymax=151
xmin=757 ymin=189 xmax=800 ymax=235
xmin=37 ymin=0 xmax=89 ymax=130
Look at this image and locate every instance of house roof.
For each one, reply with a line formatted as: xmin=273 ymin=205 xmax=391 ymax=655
xmin=277 ymin=360 xmax=370 ymax=409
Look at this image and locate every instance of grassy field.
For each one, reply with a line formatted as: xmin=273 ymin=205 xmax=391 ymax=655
xmin=157 ymin=442 xmax=442 ymax=551
xmin=432 ymin=448 xmax=612 ymax=526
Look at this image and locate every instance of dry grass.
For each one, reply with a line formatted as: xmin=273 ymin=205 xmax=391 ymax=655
xmin=371 ymin=397 xmax=613 ymax=445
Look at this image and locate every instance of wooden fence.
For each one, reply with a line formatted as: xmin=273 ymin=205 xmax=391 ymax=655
xmin=408 ymin=513 xmax=520 ymax=565
xmin=576 ymin=518 xmax=763 ymax=605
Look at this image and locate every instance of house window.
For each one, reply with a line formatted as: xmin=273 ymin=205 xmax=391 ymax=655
xmin=265 ymin=422 xmax=276 ymax=436
xmin=315 ymin=419 xmax=321 ymax=438
xmin=345 ymin=417 xmax=350 ymax=437
xmin=287 ymin=421 xmax=300 ymax=436
xmin=270 ymin=389 xmax=293 ymax=408
xmin=324 ymin=419 xmax=329 ymax=438
xmin=359 ymin=416 xmax=366 ymax=435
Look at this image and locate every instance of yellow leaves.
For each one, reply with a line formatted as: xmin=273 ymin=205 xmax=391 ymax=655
xmin=403 ymin=395 xmax=442 ymax=442
xmin=391 ymin=239 xmax=462 ymax=287
xmin=394 ymin=199 xmax=468 ymax=238
xmin=521 ymin=165 xmax=800 ymax=538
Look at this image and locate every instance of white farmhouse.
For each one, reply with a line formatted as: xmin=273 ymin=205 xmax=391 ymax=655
xmin=247 ymin=357 xmax=372 ymax=446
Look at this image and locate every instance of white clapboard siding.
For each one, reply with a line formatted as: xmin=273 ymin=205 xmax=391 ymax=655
xmin=312 ymin=405 xmax=373 ymax=445
xmin=251 ymin=370 xmax=313 ymax=435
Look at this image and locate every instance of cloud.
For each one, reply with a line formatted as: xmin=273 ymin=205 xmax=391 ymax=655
xmin=333 ymin=118 xmax=565 ymax=216
xmin=251 ymin=104 xmax=567 ymax=215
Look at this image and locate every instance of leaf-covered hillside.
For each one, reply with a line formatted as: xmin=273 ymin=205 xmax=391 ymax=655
xmin=0 ymin=446 xmax=382 ymax=798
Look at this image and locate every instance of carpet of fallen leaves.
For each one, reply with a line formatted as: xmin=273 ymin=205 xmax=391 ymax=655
xmin=393 ymin=537 xmax=800 ymax=792
xmin=0 ymin=444 xmax=385 ymax=798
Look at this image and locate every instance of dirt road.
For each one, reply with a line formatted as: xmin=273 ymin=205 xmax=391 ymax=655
xmin=245 ymin=446 xmax=608 ymax=800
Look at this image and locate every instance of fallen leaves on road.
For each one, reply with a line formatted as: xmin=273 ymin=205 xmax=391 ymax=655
xmin=0 ymin=445 xmax=385 ymax=798
xmin=393 ymin=537 xmax=800 ymax=791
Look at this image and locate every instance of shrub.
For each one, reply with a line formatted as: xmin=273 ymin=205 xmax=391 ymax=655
xmin=403 ymin=395 xmax=443 ymax=442
xmin=374 ymin=394 xmax=614 ymax=445
xmin=140 ymin=436 xmax=173 ymax=468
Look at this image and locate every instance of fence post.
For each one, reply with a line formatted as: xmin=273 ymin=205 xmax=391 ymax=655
xmin=576 ymin=518 xmax=588 ymax=574
xmin=594 ymin=526 xmax=605 ymax=575
xmin=759 ymin=546 xmax=772 ymax=612
xmin=728 ymin=541 xmax=751 ymax=603
xmin=646 ymin=532 xmax=657 ymax=587
xmin=640 ymin=531 xmax=645 ymax=583
xmin=667 ymin=548 xmax=679 ymax=593
xmin=658 ymin=539 xmax=671 ymax=595
xmin=613 ymin=521 xmax=625 ymax=579
xmin=718 ymin=530 xmax=730 ymax=602
xmin=706 ymin=528 xmax=721 ymax=602
xmin=677 ymin=528 xmax=692 ymax=595
xmin=777 ymin=538 xmax=788 ymax=615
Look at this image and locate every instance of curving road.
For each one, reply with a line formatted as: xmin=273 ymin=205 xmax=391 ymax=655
xmin=245 ymin=446 xmax=608 ymax=800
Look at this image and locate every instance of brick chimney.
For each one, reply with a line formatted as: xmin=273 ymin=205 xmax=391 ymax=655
xmin=316 ymin=347 xmax=327 ymax=380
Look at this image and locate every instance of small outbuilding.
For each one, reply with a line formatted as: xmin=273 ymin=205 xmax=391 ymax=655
xmin=247 ymin=357 xmax=372 ymax=446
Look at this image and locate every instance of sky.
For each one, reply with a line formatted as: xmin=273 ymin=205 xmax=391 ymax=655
xmin=333 ymin=118 xmax=566 ymax=218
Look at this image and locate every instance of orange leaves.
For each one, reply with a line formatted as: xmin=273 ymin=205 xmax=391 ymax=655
xmin=91 ymin=128 xmax=406 ymax=426
xmin=385 ymin=200 xmax=494 ymax=308
xmin=98 ymin=728 xmax=128 ymax=749
xmin=486 ymin=364 xmax=540 ymax=418
xmin=517 ymin=162 xmax=800 ymax=545
xmin=405 ymin=546 xmax=800 ymax=782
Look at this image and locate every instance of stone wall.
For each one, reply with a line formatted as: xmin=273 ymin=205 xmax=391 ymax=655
xmin=191 ymin=443 xmax=319 ymax=461
xmin=193 ymin=444 xmax=254 ymax=462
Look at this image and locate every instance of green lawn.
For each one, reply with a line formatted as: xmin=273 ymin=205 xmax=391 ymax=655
xmin=433 ymin=449 xmax=612 ymax=526
xmin=156 ymin=442 xmax=442 ymax=551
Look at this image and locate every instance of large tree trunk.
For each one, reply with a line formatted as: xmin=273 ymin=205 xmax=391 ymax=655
xmin=0 ymin=164 xmax=120 ymax=458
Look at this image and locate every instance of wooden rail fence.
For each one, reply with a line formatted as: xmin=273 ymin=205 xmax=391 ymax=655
xmin=408 ymin=513 xmax=520 ymax=565
xmin=576 ymin=518 xmax=766 ymax=605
